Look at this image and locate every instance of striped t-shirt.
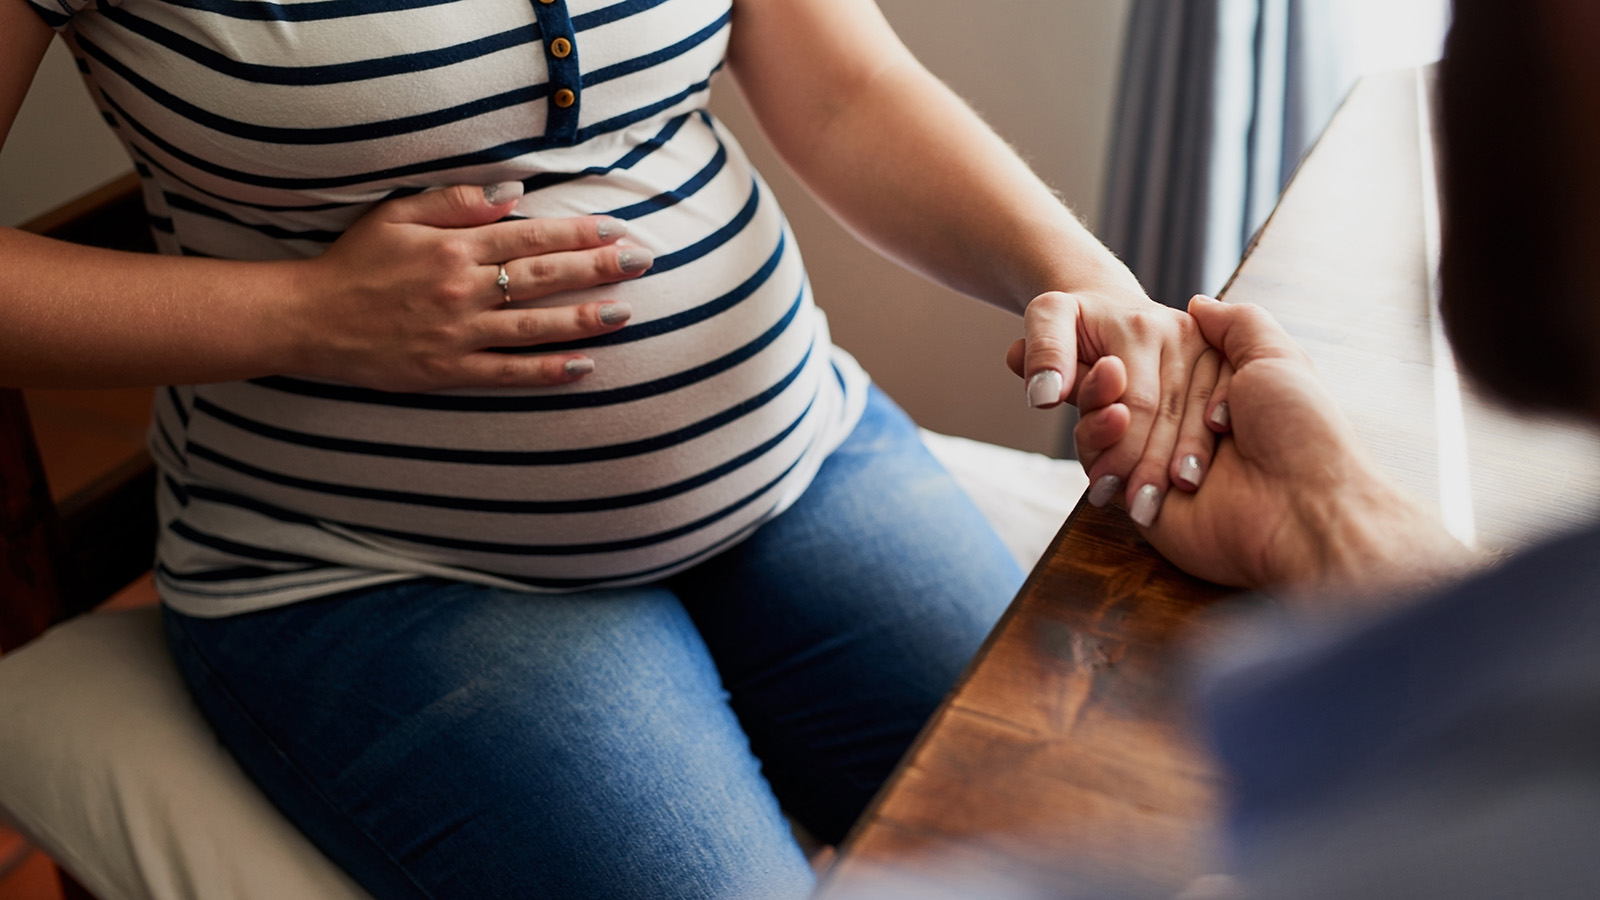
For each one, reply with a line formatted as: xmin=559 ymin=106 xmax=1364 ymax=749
xmin=26 ymin=0 xmax=870 ymax=616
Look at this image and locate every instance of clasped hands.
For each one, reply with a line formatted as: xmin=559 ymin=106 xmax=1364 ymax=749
xmin=1014 ymin=290 xmax=1463 ymax=597
xmin=295 ymin=182 xmax=1456 ymax=597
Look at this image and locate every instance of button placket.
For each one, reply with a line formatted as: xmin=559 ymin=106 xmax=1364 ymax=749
xmin=530 ymin=0 xmax=581 ymax=143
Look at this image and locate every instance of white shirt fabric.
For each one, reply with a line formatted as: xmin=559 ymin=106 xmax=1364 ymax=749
xmin=26 ymin=0 xmax=869 ymax=615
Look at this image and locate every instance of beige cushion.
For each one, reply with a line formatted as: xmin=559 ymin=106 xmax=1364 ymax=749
xmin=0 ymin=608 xmax=373 ymax=900
xmin=0 ymin=434 xmax=1083 ymax=900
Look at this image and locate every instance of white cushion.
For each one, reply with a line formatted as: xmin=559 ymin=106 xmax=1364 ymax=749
xmin=919 ymin=429 xmax=1088 ymax=570
xmin=0 ymin=608 xmax=373 ymax=900
xmin=0 ymin=435 xmax=1083 ymax=900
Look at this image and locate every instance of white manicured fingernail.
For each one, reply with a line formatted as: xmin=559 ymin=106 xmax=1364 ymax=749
xmin=1088 ymin=474 xmax=1121 ymax=507
xmin=1027 ymin=369 xmax=1064 ymax=408
xmin=1209 ymin=401 xmax=1231 ymax=429
xmin=564 ymin=358 xmax=595 ymax=377
xmin=1129 ymin=484 xmax=1162 ymax=527
xmin=483 ymin=181 xmax=524 ymax=205
xmin=597 ymin=219 xmax=628 ymax=240
xmin=1177 ymin=454 xmax=1203 ymax=488
xmin=617 ymin=249 xmax=653 ymax=272
xmin=598 ymin=303 xmax=632 ymax=326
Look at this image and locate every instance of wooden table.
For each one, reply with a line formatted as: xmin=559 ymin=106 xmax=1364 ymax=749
xmin=819 ymin=68 xmax=1600 ymax=897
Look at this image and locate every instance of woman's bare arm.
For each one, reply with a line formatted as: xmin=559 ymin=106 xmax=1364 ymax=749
xmin=728 ymin=0 xmax=1214 ymax=516
xmin=0 ymin=0 xmax=642 ymax=390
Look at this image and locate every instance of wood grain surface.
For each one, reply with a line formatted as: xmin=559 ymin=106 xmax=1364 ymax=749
xmin=821 ymin=500 xmax=1234 ymax=896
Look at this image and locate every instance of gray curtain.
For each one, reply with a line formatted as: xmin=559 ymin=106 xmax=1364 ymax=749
xmin=1099 ymin=0 xmax=1314 ymax=307
xmin=1098 ymin=0 xmax=1222 ymax=309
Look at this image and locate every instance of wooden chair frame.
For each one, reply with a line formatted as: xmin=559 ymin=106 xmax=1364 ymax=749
xmin=0 ymin=173 xmax=159 ymax=900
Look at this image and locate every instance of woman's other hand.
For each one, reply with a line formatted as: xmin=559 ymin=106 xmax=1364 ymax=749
xmin=1007 ymin=286 xmax=1221 ymax=526
xmin=292 ymin=183 xmax=651 ymax=392
xmin=1138 ymin=296 xmax=1468 ymax=596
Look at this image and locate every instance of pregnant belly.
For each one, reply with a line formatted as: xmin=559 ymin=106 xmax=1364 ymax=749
xmin=177 ymin=179 xmax=833 ymax=578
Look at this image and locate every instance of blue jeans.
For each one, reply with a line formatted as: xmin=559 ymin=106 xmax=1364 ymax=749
xmin=164 ymin=387 xmax=1022 ymax=900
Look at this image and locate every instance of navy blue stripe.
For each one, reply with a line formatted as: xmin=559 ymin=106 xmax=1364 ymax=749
xmin=496 ymin=519 xmax=763 ymax=588
xmin=81 ymin=35 xmax=552 ymax=146
xmin=506 ymin=522 xmax=761 ymax=588
xmin=194 ymin=338 xmax=813 ymax=465
xmin=572 ymin=67 xmax=719 ymax=147
xmin=187 ymin=449 xmax=804 ymax=556
xmin=27 ymin=2 xmax=70 ymax=29
xmin=166 ymin=386 xmax=190 ymax=427
xmin=101 ymin=7 xmax=541 ymax=86
xmin=598 ymin=131 xmax=727 ymax=220
xmin=108 ymin=90 xmax=517 ymax=189
xmin=163 ymin=473 xmax=191 ymax=507
xmin=157 ymin=562 xmax=322 ymax=583
xmin=582 ymin=11 xmax=729 ymax=89
xmin=128 ymin=108 xmax=684 ymax=219
xmin=165 ymin=192 xmax=343 ymax=243
xmin=156 ymin=567 xmax=375 ymax=598
xmin=162 ymin=516 xmax=763 ymax=593
xmin=168 ymin=519 xmax=325 ymax=564
xmin=519 ymin=226 xmax=781 ymax=355
xmin=251 ymin=278 xmax=804 ymax=411
xmin=187 ymin=485 xmax=321 ymax=528
xmin=359 ymin=452 xmax=803 ymax=555
xmin=636 ymin=174 xmax=757 ymax=276
xmin=522 ymin=109 xmax=694 ymax=193
xmin=136 ymin=110 xmax=686 ymax=226
xmin=132 ymin=148 xmax=385 ymax=213
xmin=156 ymin=0 xmax=459 ymax=23
xmin=104 ymin=68 xmax=710 ymax=190
xmin=154 ymin=417 xmax=187 ymax=465
xmin=186 ymin=394 xmax=813 ymax=514
xmin=571 ymin=0 xmax=674 ymax=32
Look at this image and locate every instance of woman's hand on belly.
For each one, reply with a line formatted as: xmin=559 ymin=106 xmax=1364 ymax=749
xmin=289 ymin=183 xmax=652 ymax=392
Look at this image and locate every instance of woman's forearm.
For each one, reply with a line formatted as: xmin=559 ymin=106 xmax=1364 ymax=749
xmin=2 ymin=187 xmax=651 ymax=392
xmin=728 ymin=0 xmax=1143 ymax=313
xmin=0 ymin=227 xmax=307 ymax=387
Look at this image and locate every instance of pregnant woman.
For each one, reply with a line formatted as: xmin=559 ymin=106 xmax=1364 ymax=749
xmin=0 ymin=0 xmax=1216 ymax=896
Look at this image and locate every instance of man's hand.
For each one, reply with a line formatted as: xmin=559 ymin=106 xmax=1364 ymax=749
xmin=1096 ymin=295 xmax=1470 ymax=597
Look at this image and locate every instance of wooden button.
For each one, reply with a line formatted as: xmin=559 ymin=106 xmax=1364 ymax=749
xmin=550 ymin=37 xmax=572 ymax=58
xmin=538 ymin=0 xmax=555 ymax=4
xmin=553 ymin=88 xmax=576 ymax=108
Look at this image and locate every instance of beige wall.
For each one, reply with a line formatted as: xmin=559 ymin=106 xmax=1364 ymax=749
xmin=1 ymin=2 xmax=1131 ymax=453
xmin=712 ymin=0 xmax=1131 ymax=454
xmin=0 ymin=40 xmax=131 ymax=227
